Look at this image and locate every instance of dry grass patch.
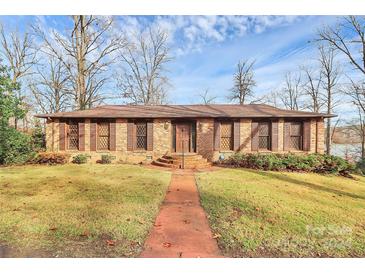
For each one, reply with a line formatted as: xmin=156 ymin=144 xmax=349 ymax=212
xmin=0 ymin=164 xmax=171 ymax=257
xmin=196 ymin=168 xmax=365 ymax=257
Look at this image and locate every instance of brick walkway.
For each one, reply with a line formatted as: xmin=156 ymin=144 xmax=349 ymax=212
xmin=140 ymin=169 xmax=222 ymax=258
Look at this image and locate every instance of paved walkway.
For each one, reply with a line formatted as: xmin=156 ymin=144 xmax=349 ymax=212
xmin=140 ymin=169 xmax=222 ymax=258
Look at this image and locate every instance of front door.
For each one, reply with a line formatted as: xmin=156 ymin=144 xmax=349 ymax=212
xmin=175 ymin=124 xmax=191 ymax=153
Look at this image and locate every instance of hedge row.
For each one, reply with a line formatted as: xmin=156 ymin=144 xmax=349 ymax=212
xmin=216 ymin=153 xmax=355 ymax=177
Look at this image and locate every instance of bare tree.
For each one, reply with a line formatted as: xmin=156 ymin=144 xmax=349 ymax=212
xmin=345 ymin=81 xmax=365 ymax=159
xmin=318 ymin=16 xmax=365 ymax=78
xmin=0 ymin=23 xmax=37 ymax=129
xmin=228 ymin=60 xmax=256 ymax=104
xmin=198 ymin=88 xmax=217 ymax=104
xmin=318 ymin=16 xmax=365 ymax=155
xmin=301 ymin=65 xmax=323 ymax=112
xmin=34 ymin=15 xmax=125 ymax=110
xmin=279 ymin=72 xmax=302 ymax=110
xmin=118 ymin=28 xmax=171 ymax=105
xmin=318 ymin=46 xmax=342 ymax=155
xmin=29 ymin=57 xmax=72 ymax=113
xmin=258 ymin=90 xmax=281 ymax=107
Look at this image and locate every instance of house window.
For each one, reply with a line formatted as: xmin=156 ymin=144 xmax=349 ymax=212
xmin=67 ymin=121 xmax=79 ymax=150
xmin=98 ymin=122 xmax=110 ymax=150
xmin=135 ymin=122 xmax=147 ymax=150
xmin=220 ymin=122 xmax=233 ymax=151
xmin=290 ymin=122 xmax=303 ymax=150
xmin=258 ymin=122 xmax=271 ymax=150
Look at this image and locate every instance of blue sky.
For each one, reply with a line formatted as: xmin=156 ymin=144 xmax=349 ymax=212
xmin=0 ymin=15 xmax=355 ymax=116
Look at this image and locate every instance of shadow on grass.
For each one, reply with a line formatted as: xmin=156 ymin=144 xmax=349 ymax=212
xmin=244 ymin=169 xmax=365 ymax=200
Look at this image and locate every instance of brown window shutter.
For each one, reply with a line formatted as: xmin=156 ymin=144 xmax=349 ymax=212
xmin=303 ymin=120 xmax=311 ymax=151
xmin=271 ymin=120 xmax=279 ymax=151
xmin=59 ymin=122 xmax=66 ymax=151
xmin=109 ymin=120 xmax=116 ymax=151
xmin=127 ymin=122 xmax=134 ymax=151
xmin=79 ymin=121 xmax=85 ymax=151
xmin=251 ymin=121 xmax=259 ymax=151
xmin=283 ymin=121 xmax=291 ymax=151
xmin=233 ymin=120 xmax=240 ymax=151
xmin=90 ymin=121 xmax=97 ymax=151
xmin=214 ymin=121 xmax=221 ymax=151
xmin=147 ymin=121 xmax=154 ymax=151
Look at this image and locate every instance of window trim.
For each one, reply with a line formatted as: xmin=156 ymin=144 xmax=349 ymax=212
xmin=258 ymin=121 xmax=271 ymax=151
xmin=289 ymin=121 xmax=303 ymax=151
xmin=220 ymin=121 xmax=234 ymax=151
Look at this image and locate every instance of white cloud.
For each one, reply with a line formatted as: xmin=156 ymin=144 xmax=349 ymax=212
xmin=116 ymin=15 xmax=302 ymax=56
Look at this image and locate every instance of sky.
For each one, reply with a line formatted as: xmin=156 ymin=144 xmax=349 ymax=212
xmin=0 ymin=15 xmax=358 ymax=118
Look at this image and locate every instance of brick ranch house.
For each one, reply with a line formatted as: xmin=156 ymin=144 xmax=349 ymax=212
xmin=36 ymin=104 xmax=334 ymax=168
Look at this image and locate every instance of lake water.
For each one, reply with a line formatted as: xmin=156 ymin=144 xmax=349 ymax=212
xmin=331 ymin=143 xmax=362 ymax=161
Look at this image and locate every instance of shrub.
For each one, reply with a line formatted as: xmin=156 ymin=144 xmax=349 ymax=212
xmin=100 ymin=154 xmax=114 ymax=164
xmin=0 ymin=127 xmax=35 ymax=165
xmin=31 ymin=121 xmax=46 ymax=152
xmin=356 ymin=159 xmax=365 ymax=175
xmin=32 ymin=152 xmax=69 ymax=165
xmin=217 ymin=153 xmax=354 ymax=176
xmin=72 ymin=154 xmax=90 ymax=164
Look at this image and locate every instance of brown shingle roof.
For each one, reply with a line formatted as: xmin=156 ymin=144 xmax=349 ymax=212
xmin=35 ymin=104 xmax=335 ymax=119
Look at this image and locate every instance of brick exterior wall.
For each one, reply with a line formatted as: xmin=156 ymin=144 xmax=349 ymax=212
xmin=278 ymin=118 xmax=285 ymax=151
xmin=153 ymin=119 xmax=171 ymax=156
xmin=196 ymin=118 xmax=214 ymax=161
xmin=116 ymin=118 xmax=127 ymax=152
xmin=240 ymin=118 xmax=252 ymax=152
xmin=45 ymin=119 xmax=53 ymax=151
xmin=53 ymin=118 xmax=59 ymax=151
xmin=45 ymin=116 xmax=326 ymax=163
xmin=316 ymin=118 xmax=325 ymax=154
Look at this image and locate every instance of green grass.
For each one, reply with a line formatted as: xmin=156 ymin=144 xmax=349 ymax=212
xmin=0 ymin=164 xmax=171 ymax=257
xmin=196 ymin=169 xmax=365 ymax=257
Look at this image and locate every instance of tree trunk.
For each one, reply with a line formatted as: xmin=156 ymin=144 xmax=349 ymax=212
xmin=361 ymin=131 xmax=365 ymax=161
xmin=74 ymin=15 xmax=87 ymax=110
xmin=326 ymin=81 xmax=332 ymax=155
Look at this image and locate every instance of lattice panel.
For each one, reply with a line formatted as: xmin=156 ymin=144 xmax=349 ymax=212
xmin=220 ymin=122 xmax=233 ymax=150
xmin=221 ymin=137 xmax=232 ymax=151
xmin=290 ymin=122 xmax=302 ymax=136
xmin=135 ymin=123 xmax=147 ymax=150
xmin=259 ymin=122 xmax=269 ymax=136
xmin=136 ymin=136 xmax=147 ymax=149
xmin=221 ymin=123 xmax=232 ymax=137
xmin=98 ymin=123 xmax=109 ymax=150
xmin=259 ymin=136 xmax=270 ymax=150
xmin=290 ymin=136 xmax=302 ymax=150
xmin=68 ymin=124 xmax=79 ymax=150
xmin=136 ymin=123 xmax=147 ymax=136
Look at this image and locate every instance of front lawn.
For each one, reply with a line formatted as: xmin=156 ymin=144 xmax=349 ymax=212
xmin=196 ymin=169 xmax=365 ymax=257
xmin=0 ymin=164 xmax=171 ymax=257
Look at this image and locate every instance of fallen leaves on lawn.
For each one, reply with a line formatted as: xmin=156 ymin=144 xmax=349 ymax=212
xmin=49 ymin=226 xmax=57 ymax=231
xmin=80 ymin=230 xmax=90 ymax=237
xmin=162 ymin=242 xmax=172 ymax=248
xmin=106 ymin=240 xmax=116 ymax=246
xmin=212 ymin=233 xmax=221 ymax=239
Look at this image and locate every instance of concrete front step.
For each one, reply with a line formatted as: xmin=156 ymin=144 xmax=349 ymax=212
xmin=153 ymin=154 xmax=211 ymax=169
